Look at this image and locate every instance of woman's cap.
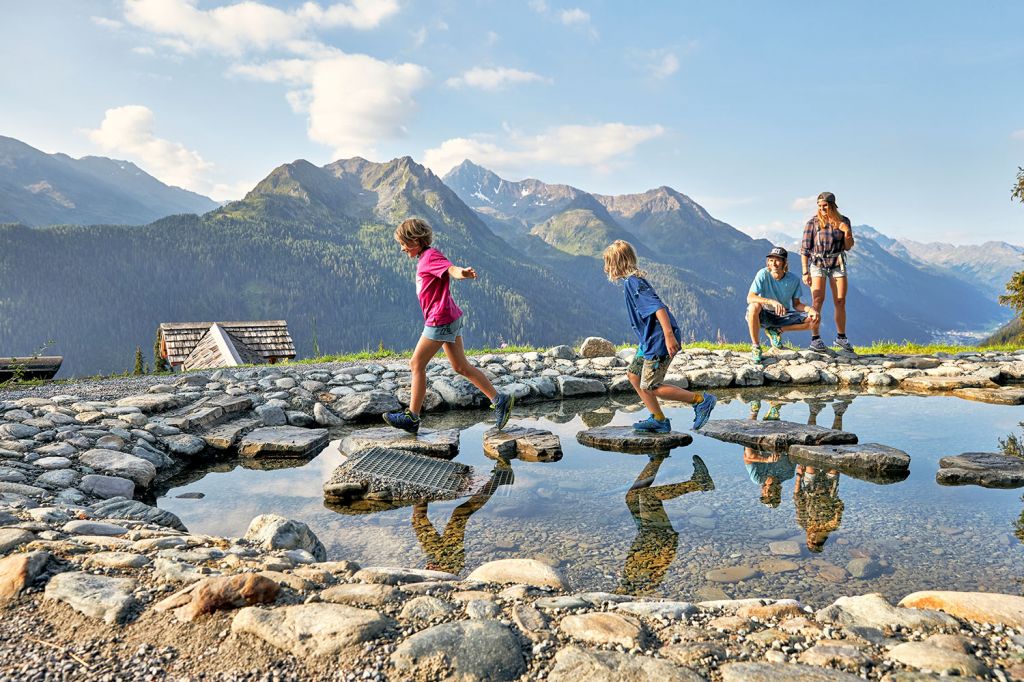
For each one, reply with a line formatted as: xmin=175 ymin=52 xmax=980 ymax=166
xmin=817 ymin=191 xmax=836 ymax=204
xmin=767 ymin=246 xmax=788 ymax=260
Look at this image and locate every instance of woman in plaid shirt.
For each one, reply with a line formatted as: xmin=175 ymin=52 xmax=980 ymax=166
xmin=800 ymin=191 xmax=855 ymax=353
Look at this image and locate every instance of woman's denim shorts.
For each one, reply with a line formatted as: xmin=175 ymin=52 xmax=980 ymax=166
xmin=422 ymin=315 xmax=464 ymax=343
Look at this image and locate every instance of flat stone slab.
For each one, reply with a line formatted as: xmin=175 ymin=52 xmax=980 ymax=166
xmin=937 ymin=451 xmax=1024 ymax=488
xmin=467 ymin=559 xmax=569 ymax=590
xmin=899 ymin=590 xmax=1024 ymax=627
xmin=576 ymin=426 xmax=692 ymax=453
xmin=788 ymin=443 xmax=910 ymax=482
xmin=698 ymin=419 xmax=857 ymax=451
xmin=341 ymin=427 xmax=459 ymax=460
xmin=952 ymin=387 xmax=1024 ymax=405
xmin=202 ymin=417 xmax=260 ymax=450
xmin=901 ymin=375 xmax=1000 ymax=392
xmin=44 ymin=571 xmax=137 ymax=624
xmin=483 ymin=426 xmax=562 ymax=462
xmin=237 ymin=426 xmax=329 ymax=458
xmin=79 ymin=449 xmax=157 ymax=488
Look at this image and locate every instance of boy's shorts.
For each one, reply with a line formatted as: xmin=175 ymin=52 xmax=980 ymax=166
xmin=422 ymin=315 xmax=464 ymax=343
xmin=627 ymin=351 xmax=671 ymax=390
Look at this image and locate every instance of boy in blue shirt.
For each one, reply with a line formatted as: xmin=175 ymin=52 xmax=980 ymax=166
xmin=746 ymin=246 xmax=820 ymax=363
xmin=603 ymin=240 xmax=717 ymax=433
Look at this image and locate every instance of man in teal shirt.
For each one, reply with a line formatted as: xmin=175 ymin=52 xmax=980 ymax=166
xmin=746 ymin=246 xmax=819 ymax=363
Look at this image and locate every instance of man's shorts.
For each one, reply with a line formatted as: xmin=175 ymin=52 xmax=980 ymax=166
xmin=627 ymin=351 xmax=671 ymax=390
xmin=809 ymin=256 xmax=848 ymax=280
xmin=422 ymin=315 xmax=464 ymax=343
xmin=759 ymin=309 xmax=808 ymax=329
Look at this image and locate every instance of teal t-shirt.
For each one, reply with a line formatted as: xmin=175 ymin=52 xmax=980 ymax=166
xmin=749 ymin=268 xmax=803 ymax=309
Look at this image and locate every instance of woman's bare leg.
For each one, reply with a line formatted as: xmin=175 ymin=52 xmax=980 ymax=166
xmin=810 ymin=276 xmax=827 ymax=335
xmin=831 ymin=276 xmax=848 ymax=335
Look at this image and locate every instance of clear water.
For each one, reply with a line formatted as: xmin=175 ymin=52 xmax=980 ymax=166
xmin=157 ymin=389 xmax=1024 ymax=607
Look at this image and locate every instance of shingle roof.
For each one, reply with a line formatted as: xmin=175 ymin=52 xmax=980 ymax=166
xmin=182 ymin=323 xmax=269 ymax=371
xmin=159 ymin=320 xmax=295 ymax=367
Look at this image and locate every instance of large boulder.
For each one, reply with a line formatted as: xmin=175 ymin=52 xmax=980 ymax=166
xmin=579 ymin=337 xmax=616 ymax=358
xmin=336 ymin=390 xmax=402 ymax=420
xmin=244 ymin=514 xmax=326 ymax=561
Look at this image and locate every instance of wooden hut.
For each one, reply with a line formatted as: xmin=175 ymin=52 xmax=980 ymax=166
xmin=157 ymin=321 xmax=295 ymax=371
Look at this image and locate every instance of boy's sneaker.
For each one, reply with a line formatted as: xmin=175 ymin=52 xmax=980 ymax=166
xmin=764 ymin=405 xmax=781 ymax=421
xmin=692 ymin=392 xmax=717 ymax=430
xmin=690 ymin=455 xmax=715 ymax=492
xmin=491 ymin=392 xmax=515 ymax=430
xmin=834 ymin=337 xmax=855 ymax=353
xmin=383 ymin=409 xmax=420 ymax=434
xmin=764 ymin=327 xmax=784 ymax=349
xmin=633 ymin=414 xmax=672 ymax=433
xmin=808 ymin=338 xmax=829 ymax=353
xmin=751 ymin=344 xmax=763 ymax=364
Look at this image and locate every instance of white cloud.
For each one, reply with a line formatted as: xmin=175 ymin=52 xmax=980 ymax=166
xmin=649 ymin=52 xmax=679 ymax=79
xmin=528 ymin=0 xmax=549 ymax=13
xmin=445 ymin=67 xmax=551 ymax=90
xmin=91 ymin=16 xmax=123 ymax=30
xmin=411 ymin=26 xmax=428 ymax=48
xmin=123 ymin=0 xmax=399 ymax=55
xmin=791 ymin=195 xmax=817 ymax=211
xmin=422 ymin=123 xmax=666 ymax=176
xmin=211 ymin=178 xmax=259 ymax=202
xmin=233 ymin=53 xmax=429 ymax=158
xmin=1012 ymin=129 xmax=1024 ymax=141
xmin=85 ymin=105 xmax=212 ymax=191
xmin=559 ymin=8 xmax=589 ymax=24
xmin=131 ymin=46 xmax=156 ymax=56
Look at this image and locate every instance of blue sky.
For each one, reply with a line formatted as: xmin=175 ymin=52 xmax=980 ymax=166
xmin=2 ymin=0 xmax=1023 ymax=243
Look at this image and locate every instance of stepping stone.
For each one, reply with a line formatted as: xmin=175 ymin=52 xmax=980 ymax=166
xmin=788 ymin=443 xmax=910 ymax=482
xmin=901 ymin=375 xmax=1000 ymax=392
xmin=341 ymin=427 xmax=459 ymax=460
xmin=576 ymin=426 xmax=692 ymax=453
xmin=323 ymin=447 xmax=472 ymax=503
xmin=483 ymin=426 xmax=562 ymax=462
xmin=952 ymin=387 xmax=1024 ymax=405
xmin=697 ymin=419 xmax=857 ymax=451
xmin=936 ymin=452 xmax=1024 ymax=489
xmin=201 ymin=417 xmax=260 ymax=450
xmin=237 ymin=426 xmax=329 ymax=458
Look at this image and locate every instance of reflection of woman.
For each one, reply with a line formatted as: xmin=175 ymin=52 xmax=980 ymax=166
xmin=411 ymin=466 xmax=507 ymax=574
xmin=800 ymin=192 xmax=855 ymax=353
xmin=794 ymin=465 xmax=844 ymax=552
xmin=618 ymin=455 xmax=714 ymax=596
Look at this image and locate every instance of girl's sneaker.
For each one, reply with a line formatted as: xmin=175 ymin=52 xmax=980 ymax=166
xmin=633 ymin=414 xmax=672 ymax=433
xmin=383 ymin=410 xmax=420 ymax=434
xmin=692 ymin=393 xmax=717 ymax=430
xmin=492 ymin=392 xmax=515 ymax=430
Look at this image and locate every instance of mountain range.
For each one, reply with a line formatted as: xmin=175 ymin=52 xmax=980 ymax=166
xmin=0 ymin=137 xmax=1019 ymax=376
xmin=0 ymin=136 xmax=218 ymax=226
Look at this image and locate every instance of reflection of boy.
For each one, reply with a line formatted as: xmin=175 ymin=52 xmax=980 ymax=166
xmin=618 ymin=455 xmax=713 ymax=596
xmin=744 ymin=449 xmax=796 ymax=508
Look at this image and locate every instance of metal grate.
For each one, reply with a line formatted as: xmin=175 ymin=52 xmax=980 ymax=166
xmin=347 ymin=447 xmax=469 ymax=495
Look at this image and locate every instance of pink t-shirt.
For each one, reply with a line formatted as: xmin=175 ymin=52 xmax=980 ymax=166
xmin=416 ymin=247 xmax=463 ymax=326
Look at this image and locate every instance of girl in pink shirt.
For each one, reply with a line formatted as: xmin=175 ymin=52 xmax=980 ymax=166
xmin=383 ymin=218 xmax=514 ymax=434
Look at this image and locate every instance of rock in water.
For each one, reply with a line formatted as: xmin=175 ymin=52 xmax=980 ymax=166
xmin=576 ymin=426 xmax=692 ymax=453
xmin=788 ymin=443 xmax=910 ymax=481
xmin=467 ymin=559 xmax=569 ymax=590
xmin=698 ymin=419 xmax=857 ymax=451
xmin=341 ymin=427 xmax=460 ymax=460
xmin=237 ymin=426 xmax=329 ymax=458
xmin=89 ymin=497 xmax=187 ymax=531
xmin=483 ymin=426 xmax=562 ymax=462
xmin=244 ymin=514 xmax=326 ymax=561
xmin=936 ymin=452 xmax=1024 ymax=488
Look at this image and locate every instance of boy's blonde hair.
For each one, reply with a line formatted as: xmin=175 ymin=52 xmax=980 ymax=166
xmin=603 ymin=240 xmax=646 ymax=281
xmin=395 ymin=218 xmax=433 ymax=249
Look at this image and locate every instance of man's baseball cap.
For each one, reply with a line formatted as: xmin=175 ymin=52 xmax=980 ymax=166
xmin=767 ymin=246 xmax=788 ymax=260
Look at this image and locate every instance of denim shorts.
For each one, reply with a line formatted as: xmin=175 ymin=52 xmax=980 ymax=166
xmin=422 ymin=315 xmax=464 ymax=342
xmin=759 ymin=309 xmax=808 ymax=328
xmin=809 ymin=255 xmax=847 ymax=280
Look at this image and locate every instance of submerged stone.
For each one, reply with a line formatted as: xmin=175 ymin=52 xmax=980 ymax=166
xmin=936 ymin=451 xmax=1024 ymax=489
xmin=788 ymin=443 xmax=910 ymax=481
xmin=483 ymin=426 xmax=562 ymax=462
xmin=576 ymin=426 xmax=692 ymax=453
xmin=697 ymin=419 xmax=857 ymax=451
xmin=898 ymin=590 xmax=1024 ymax=627
xmin=341 ymin=427 xmax=459 ymax=460
xmin=952 ymin=387 xmax=1024 ymax=405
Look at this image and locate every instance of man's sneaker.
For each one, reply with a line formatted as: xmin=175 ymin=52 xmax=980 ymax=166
xmin=808 ymin=338 xmax=829 ymax=353
xmin=764 ymin=327 xmax=784 ymax=349
xmin=764 ymin=404 xmax=781 ymax=421
xmin=491 ymin=392 xmax=515 ymax=430
xmin=692 ymin=392 xmax=717 ymax=430
xmin=834 ymin=337 xmax=855 ymax=353
xmin=751 ymin=344 xmax=763 ymax=364
xmin=691 ymin=455 xmax=715 ymax=492
xmin=633 ymin=414 xmax=672 ymax=433
xmin=383 ymin=409 xmax=420 ymax=434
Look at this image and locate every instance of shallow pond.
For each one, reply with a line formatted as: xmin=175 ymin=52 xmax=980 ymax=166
xmin=157 ymin=388 xmax=1024 ymax=606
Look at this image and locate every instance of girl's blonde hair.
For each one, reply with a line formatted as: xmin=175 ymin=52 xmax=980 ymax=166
xmin=816 ymin=194 xmax=845 ymax=230
xmin=603 ymin=240 xmax=646 ymax=282
xmin=395 ymin=218 xmax=433 ymax=249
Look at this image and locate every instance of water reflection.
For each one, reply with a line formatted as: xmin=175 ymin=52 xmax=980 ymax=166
xmin=794 ymin=465 xmax=844 ymax=553
xmin=618 ymin=454 xmax=714 ymax=595
xmin=744 ymin=449 xmax=796 ymax=508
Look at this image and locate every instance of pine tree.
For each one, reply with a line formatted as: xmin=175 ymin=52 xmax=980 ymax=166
xmin=153 ymin=330 xmax=169 ymax=373
xmin=133 ymin=346 xmax=144 ymax=375
xmin=999 ymin=168 xmax=1024 ymax=327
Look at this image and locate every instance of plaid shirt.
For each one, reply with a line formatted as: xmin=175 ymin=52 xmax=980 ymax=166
xmin=800 ymin=215 xmax=850 ymax=268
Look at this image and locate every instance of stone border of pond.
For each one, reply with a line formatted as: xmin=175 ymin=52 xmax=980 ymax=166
xmin=2 ymin=343 xmax=1024 ymax=678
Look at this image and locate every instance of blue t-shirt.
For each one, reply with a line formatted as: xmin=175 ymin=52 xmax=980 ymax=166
xmin=623 ymin=275 xmax=679 ymax=359
xmin=746 ymin=456 xmax=797 ymax=486
xmin=749 ymin=268 xmax=803 ymax=310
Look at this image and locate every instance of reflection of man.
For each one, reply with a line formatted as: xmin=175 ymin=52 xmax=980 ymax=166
xmin=746 ymin=246 xmax=820 ymax=364
xmin=618 ymin=455 xmax=714 ymax=596
xmin=744 ymin=448 xmax=796 ymax=508
xmin=794 ymin=466 xmax=844 ymax=553
xmin=411 ymin=465 xmax=508 ymax=574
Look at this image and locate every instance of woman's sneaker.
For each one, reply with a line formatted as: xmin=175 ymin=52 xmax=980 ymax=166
xmin=834 ymin=337 xmax=855 ymax=353
xmin=633 ymin=414 xmax=672 ymax=433
xmin=808 ymin=338 xmax=829 ymax=353
xmin=383 ymin=410 xmax=420 ymax=434
xmin=692 ymin=393 xmax=717 ymax=430
xmin=492 ymin=392 xmax=515 ymax=430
